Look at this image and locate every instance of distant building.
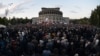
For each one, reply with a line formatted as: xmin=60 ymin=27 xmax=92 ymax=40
xmin=32 ymin=7 xmax=69 ymax=24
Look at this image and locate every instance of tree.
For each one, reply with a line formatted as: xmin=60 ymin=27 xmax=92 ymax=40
xmin=0 ymin=17 xmax=8 ymax=25
xmin=90 ymin=5 xmax=100 ymax=27
xmin=10 ymin=16 xmax=17 ymax=25
xmin=70 ymin=17 xmax=89 ymax=24
xmin=79 ymin=17 xmax=89 ymax=24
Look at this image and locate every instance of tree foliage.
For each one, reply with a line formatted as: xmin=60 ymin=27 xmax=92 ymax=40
xmin=90 ymin=5 xmax=100 ymax=27
xmin=0 ymin=17 xmax=32 ymax=25
xmin=0 ymin=17 xmax=8 ymax=25
xmin=70 ymin=17 xmax=89 ymax=24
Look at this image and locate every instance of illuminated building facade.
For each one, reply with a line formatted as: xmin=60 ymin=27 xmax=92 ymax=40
xmin=32 ymin=7 xmax=69 ymax=24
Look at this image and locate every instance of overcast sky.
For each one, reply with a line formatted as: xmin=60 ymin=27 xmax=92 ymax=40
xmin=0 ymin=0 xmax=100 ymax=19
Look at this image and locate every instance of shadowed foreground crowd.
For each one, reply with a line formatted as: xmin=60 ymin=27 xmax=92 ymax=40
xmin=0 ymin=24 xmax=100 ymax=56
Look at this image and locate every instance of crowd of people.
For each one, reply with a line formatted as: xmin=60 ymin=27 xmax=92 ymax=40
xmin=0 ymin=24 xmax=100 ymax=56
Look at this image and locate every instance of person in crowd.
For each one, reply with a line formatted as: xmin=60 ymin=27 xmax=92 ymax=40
xmin=0 ymin=24 xmax=99 ymax=56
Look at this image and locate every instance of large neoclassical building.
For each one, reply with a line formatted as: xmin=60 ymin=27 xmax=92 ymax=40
xmin=32 ymin=7 xmax=69 ymax=24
